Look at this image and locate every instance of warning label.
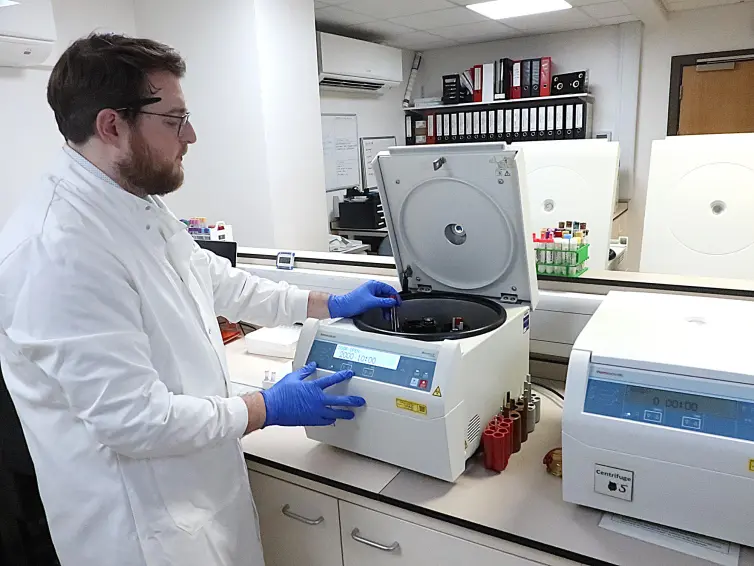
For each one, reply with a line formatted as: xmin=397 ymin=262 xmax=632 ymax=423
xmin=396 ymin=398 xmax=427 ymax=416
xmin=433 ymin=387 xmax=442 ymax=398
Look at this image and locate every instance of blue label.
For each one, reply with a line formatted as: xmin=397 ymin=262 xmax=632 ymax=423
xmin=523 ymin=313 xmax=530 ymax=333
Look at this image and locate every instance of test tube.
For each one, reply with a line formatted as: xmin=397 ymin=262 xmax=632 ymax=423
xmin=553 ymin=238 xmax=563 ymax=265
xmin=544 ymin=240 xmax=553 ymax=265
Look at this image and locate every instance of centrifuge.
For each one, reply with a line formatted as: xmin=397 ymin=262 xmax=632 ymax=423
xmin=293 ymin=143 xmax=539 ymax=482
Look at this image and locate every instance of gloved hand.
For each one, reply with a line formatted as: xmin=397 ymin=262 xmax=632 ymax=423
xmin=260 ymin=363 xmax=365 ymax=427
xmin=328 ymin=280 xmax=401 ymax=319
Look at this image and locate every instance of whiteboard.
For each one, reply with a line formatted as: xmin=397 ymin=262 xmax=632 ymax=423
xmin=322 ymin=114 xmax=360 ymax=192
xmin=361 ymin=136 xmax=397 ymax=190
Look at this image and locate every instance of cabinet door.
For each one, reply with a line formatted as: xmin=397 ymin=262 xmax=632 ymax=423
xmin=340 ymin=501 xmax=540 ymax=566
xmin=249 ymin=471 xmax=343 ymax=566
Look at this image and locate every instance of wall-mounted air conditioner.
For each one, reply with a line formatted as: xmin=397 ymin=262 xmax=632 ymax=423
xmin=0 ymin=0 xmax=57 ymax=67
xmin=317 ymin=32 xmax=403 ymax=96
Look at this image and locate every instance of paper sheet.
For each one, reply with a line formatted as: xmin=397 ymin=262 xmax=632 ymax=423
xmin=599 ymin=513 xmax=740 ymax=566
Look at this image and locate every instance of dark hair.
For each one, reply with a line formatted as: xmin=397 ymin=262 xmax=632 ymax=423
xmin=47 ymin=33 xmax=186 ymax=144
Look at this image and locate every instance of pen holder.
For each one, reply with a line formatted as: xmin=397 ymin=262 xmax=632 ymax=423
xmin=535 ymin=243 xmax=589 ymax=278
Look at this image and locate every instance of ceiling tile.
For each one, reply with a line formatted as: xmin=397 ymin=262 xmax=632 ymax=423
xmin=389 ymin=6 xmax=487 ymax=29
xmin=385 ymin=30 xmax=455 ymax=49
xmin=581 ymin=0 xmax=631 ymax=18
xmin=431 ymin=20 xmax=520 ymax=39
xmin=350 ymin=20 xmax=418 ymax=38
xmin=315 ymin=5 xmax=377 ymax=25
xmin=566 ymin=0 xmax=625 ymax=5
xmin=503 ymin=7 xmax=598 ymax=31
xmin=338 ymin=0 xmax=458 ymax=19
xmin=598 ymin=14 xmax=639 ymax=23
xmin=665 ymin=0 xmax=745 ymax=10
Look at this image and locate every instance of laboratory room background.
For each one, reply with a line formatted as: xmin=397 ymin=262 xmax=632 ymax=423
xmin=2 ymin=0 xmax=754 ymax=565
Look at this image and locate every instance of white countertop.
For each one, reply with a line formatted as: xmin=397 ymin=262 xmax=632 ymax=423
xmin=227 ymin=339 xmax=753 ymax=566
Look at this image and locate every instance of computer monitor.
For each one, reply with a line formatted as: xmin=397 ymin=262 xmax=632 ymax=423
xmin=196 ymin=240 xmax=237 ymax=267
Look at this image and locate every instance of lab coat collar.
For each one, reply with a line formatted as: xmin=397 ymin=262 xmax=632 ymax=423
xmin=56 ymin=146 xmax=188 ymax=246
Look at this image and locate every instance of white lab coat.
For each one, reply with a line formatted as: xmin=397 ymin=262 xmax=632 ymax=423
xmin=0 ymin=147 xmax=310 ymax=566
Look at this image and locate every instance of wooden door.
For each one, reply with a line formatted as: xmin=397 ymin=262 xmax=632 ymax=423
xmin=678 ymin=59 xmax=754 ymax=135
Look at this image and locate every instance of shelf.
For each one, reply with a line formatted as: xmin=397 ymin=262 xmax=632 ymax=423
xmin=406 ymin=93 xmax=593 ymax=112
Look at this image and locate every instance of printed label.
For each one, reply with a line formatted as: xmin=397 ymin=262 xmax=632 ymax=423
xmin=433 ymin=387 xmax=442 ymax=398
xmin=594 ymin=464 xmax=634 ymax=501
xmin=396 ymin=398 xmax=427 ymax=416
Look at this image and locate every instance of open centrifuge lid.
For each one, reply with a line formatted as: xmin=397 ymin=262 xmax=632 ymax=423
xmin=372 ymin=143 xmax=539 ymax=306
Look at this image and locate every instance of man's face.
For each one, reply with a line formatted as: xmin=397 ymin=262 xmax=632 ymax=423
xmin=116 ymin=71 xmax=197 ymax=196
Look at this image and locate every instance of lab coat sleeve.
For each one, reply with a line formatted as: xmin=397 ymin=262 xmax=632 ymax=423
xmin=197 ymin=247 xmax=310 ymax=326
xmin=6 ymin=239 xmax=249 ymax=459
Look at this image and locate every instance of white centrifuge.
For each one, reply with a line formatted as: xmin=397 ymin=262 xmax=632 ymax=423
xmin=293 ymin=143 xmax=539 ymax=482
xmin=563 ymin=291 xmax=754 ymax=546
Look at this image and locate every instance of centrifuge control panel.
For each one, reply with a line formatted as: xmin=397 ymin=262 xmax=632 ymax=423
xmin=584 ymin=376 xmax=754 ymax=441
xmin=307 ymin=339 xmax=437 ymax=392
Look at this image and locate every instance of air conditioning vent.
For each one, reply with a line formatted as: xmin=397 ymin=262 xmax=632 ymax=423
xmin=319 ymin=77 xmax=385 ymax=92
xmin=317 ymin=33 xmax=403 ymax=96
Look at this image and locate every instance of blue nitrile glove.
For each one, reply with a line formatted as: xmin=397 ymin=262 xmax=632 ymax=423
xmin=260 ymin=363 xmax=365 ymax=427
xmin=328 ymin=280 xmax=401 ymax=319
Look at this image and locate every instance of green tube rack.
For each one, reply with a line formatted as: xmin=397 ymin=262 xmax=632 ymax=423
xmin=535 ymin=243 xmax=589 ymax=278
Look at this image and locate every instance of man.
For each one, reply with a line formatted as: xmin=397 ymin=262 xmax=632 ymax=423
xmin=0 ymin=34 xmax=399 ymax=566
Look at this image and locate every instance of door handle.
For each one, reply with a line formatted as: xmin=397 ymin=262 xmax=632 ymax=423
xmin=351 ymin=528 xmax=400 ymax=552
xmin=281 ymin=504 xmax=324 ymax=526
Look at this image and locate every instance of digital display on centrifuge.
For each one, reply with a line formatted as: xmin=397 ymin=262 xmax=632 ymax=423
xmin=583 ymin=377 xmax=754 ymax=441
xmin=624 ymin=387 xmax=737 ymax=420
xmin=307 ymin=340 xmax=437 ymax=392
xmin=333 ymin=344 xmax=401 ymax=370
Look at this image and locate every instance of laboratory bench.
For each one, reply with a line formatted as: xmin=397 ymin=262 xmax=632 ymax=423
xmin=227 ymin=341 xmax=753 ymax=566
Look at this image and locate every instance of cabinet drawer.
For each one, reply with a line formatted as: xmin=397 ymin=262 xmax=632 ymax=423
xmin=249 ymin=471 xmax=342 ymax=566
xmin=340 ymin=501 xmax=542 ymax=566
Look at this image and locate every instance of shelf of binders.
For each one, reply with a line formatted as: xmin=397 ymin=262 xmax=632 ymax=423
xmin=405 ymin=93 xmax=593 ymax=112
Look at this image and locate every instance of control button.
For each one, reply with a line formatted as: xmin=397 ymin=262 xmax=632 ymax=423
xmin=681 ymin=416 xmax=702 ymax=430
xmin=340 ymin=362 xmax=353 ymax=371
xmin=419 ymin=379 xmax=428 ymax=390
xmin=423 ymin=372 xmax=429 ymax=379
xmin=410 ymin=378 xmax=419 ymax=387
xmin=414 ymin=369 xmax=421 ymax=377
xmin=362 ymin=367 xmax=374 ymax=377
xmin=643 ymin=409 xmax=662 ymax=423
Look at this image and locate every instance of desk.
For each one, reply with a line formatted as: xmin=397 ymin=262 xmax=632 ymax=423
xmin=330 ymin=221 xmax=389 ymax=254
xmin=227 ymin=341 xmax=752 ymax=566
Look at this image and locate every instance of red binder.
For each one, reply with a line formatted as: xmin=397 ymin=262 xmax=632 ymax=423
xmin=540 ymin=57 xmax=552 ymax=97
xmin=511 ymin=61 xmax=522 ymax=99
xmin=473 ymin=65 xmax=483 ymax=103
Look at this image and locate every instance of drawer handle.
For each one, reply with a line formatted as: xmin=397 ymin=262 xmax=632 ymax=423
xmin=351 ymin=528 xmax=400 ymax=552
xmin=281 ymin=504 xmax=324 ymax=526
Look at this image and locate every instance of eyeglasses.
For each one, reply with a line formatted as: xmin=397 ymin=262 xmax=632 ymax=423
xmin=114 ymin=97 xmax=192 ymax=138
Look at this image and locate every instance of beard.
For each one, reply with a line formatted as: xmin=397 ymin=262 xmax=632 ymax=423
xmin=116 ymin=130 xmax=186 ymax=197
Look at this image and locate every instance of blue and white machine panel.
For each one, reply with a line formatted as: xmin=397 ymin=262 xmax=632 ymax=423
xmin=584 ymin=375 xmax=754 ymax=441
xmin=307 ymin=339 xmax=437 ymax=392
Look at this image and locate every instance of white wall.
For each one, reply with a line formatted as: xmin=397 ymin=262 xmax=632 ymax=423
xmin=628 ymin=2 xmax=754 ymax=270
xmin=0 ymin=0 xmax=136 ymax=229
xmin=319 ymin=49 xmax=414 ymax=218
xmin=135 ymin=0 xmax=329 ymax=250
xmin=134 ymin=0 xmax=274 ymax=246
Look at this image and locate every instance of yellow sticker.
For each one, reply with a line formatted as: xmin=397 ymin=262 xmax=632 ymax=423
xmin=396 ymin=398 xmax=428 ymax=416
xmin=433 ymin=386 xmax=442 ymax=398
xmin=749 ymin=460 xmax=754 ymax=473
